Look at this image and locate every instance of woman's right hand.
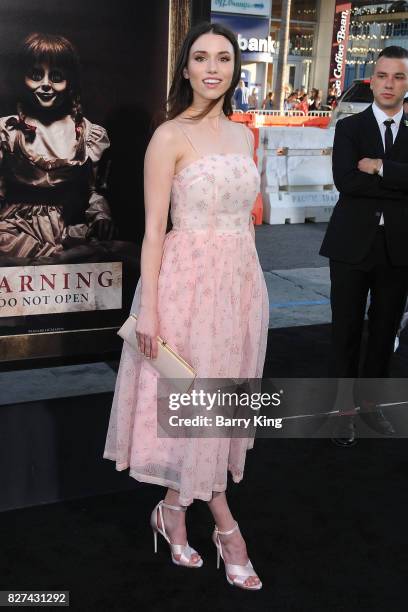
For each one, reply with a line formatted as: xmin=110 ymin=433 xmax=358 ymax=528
xmin=135 ymin=307 xmax=159 ymax=359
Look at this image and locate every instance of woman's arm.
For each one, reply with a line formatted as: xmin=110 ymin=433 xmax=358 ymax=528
xmin=136 ymin=122 xmax=179 ymax=359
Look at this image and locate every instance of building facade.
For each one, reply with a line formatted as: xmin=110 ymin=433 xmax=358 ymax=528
xmin=346 ymin=1 xmax=408 ymax=87
xmin=211 ymin=0 xmax=337 ymax=105
xmin=211 ymin=1 xmax=408 ymax=105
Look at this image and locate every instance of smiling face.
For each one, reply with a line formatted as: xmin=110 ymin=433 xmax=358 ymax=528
xmin=183 ymin=32 xmax=234 ymax=106
xmin=24 ymin=63 xmax=68 ymax=110
xmin=370 ymin=56 xmax=408 ymax=113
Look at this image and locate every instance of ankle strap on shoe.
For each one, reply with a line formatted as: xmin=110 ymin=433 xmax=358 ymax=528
xmin=161 ymin=501 xmax=187 ymax=512
xmin=214 ymin=521 xmax=239 ymax=536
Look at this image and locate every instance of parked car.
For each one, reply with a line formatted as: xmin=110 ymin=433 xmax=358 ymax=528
xmin=329 ymin=78 xmax=373 ymax=127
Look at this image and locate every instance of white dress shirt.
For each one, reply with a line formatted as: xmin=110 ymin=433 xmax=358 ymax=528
xmin=371 ymin=102 xmax=403 ymax=225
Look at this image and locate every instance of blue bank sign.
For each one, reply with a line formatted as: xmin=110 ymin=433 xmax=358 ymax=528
xmin=211 ymin=13 xmax=276 ymax=61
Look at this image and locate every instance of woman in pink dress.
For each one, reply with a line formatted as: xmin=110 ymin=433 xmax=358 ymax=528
xmin=104 ymin=22 xmax=269 ymax=590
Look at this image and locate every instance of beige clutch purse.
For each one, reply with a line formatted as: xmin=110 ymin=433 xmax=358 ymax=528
xmin=117 ymin=313 xmax=196 ymax=394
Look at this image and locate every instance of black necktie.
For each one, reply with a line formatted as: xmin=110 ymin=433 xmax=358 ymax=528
xmin=384 ymin=119 xmax=394 ymax=155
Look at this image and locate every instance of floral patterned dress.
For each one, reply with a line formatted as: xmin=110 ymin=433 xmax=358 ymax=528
xmin=103 ymin=129 xmax=269 ymax=506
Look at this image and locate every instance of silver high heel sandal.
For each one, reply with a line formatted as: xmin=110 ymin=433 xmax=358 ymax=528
xmin=150 ymin=500 xmax=203 ymax=568
xmin=212 ymin=521 xmax=262 ymax=590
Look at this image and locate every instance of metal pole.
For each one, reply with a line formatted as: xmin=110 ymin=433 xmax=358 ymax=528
xmin=273 ymin=0 xmax=292 ymax=111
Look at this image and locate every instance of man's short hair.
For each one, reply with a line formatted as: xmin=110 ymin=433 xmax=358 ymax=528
xmin=378 ymin=46 xmax=408 ymax=60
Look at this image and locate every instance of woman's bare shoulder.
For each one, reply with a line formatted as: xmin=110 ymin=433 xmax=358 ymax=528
xmin=229 ymin=117 xmax=252 ymax=133
xmin=150 ymin=119 xmax=183 ymax=147
xmin=229 ymin=119 xmax=254 ymax=152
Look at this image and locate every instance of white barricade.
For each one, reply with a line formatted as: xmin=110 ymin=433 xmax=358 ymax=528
xmin=260 ymin=126 xmax=338 ymax=225
xmin=307 ymin=110 xmax=332 ymax=117
xmin=249 ymin=109 xmax=306 ymax=116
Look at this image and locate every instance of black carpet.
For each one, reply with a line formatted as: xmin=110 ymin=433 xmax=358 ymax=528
xmin=1 ymin=324 xmax=408 ymax=611
xmin=2 ymin=439 xmax=408 ymax=611
xmin=264 ymin=323 xmax=408 ymax=377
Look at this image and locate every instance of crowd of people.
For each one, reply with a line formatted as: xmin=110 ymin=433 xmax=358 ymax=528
xmin=233 ymin=81 xmax=338 ymax=113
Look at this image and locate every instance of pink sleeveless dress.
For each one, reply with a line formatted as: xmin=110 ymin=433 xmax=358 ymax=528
xmin=103 ymin=124 xmax=269 ymax=506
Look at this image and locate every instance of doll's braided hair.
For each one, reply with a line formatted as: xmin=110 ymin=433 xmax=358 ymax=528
xmin=17 ymin=32 xmax=83 ymax=139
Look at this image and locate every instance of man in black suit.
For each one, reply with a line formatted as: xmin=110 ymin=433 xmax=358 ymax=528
xmin=320 ymin=46 xmax=408 ymax=437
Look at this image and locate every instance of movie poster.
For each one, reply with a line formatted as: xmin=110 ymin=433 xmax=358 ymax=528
xmin=0 ymin=0 xmax=169 ymax=362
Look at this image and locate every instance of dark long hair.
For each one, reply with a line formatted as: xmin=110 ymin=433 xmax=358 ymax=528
xmin=15 ymin=33 xmax=83 ymax=138
xmin=166 ymin=21 xmax=241 ymax=121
